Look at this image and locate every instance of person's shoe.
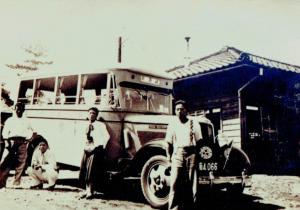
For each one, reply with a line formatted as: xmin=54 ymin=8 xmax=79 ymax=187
xmin=45 ymin=184 xmax=55 ymax=191
xmin=12 ymin=182 xmax=22 ymax=189
xmin=30 ymin=183 xmax=43 ymax=189
xmin=11 ymin=180 xmax=21 ymax=188
xmin=12 ymin=181 xmax=20 ymax=185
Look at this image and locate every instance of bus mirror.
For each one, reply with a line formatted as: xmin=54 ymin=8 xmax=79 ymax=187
xmin=125 ymin=90 xmax=130 ymax=100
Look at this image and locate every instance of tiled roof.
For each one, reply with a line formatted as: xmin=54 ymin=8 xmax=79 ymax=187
xmin=166 ymin=46 xmax=300 ymax=79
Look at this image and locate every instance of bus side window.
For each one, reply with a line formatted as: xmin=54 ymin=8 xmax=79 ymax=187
xmin=18 ymin=80 xmax=34 ymax=104
xmin=81 ymin=89 xmax=96 ymax=105
xmin=100 ymin=89 xmax=108 ymax=106
xmin=102 ymin=89 xmax=118 ymax=106
xmin=33 ymin=77 xmax=55 ymax=105
xmin=56 ymin=75 xmax=78 ymax=105
xmin=79 ymin=73 xmax=107 ymax=105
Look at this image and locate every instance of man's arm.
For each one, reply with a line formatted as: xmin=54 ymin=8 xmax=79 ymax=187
xmin=31 ymin=150 xmax=40 ymax=169
xmin=2 ymin=118 xmax=11 ymax=139
xmin=100 ymin=123 xmax=110 ymax=149
xmin=165 ymin=124 xmax=174 ymax=162
xmin=42 ymin=151 xmax=57 ymax=170
xmin=194 ymin=120 xmax=203 ymax=144
xmin=92 ymin=122 xmax=110 ymax=149
xmin=25 ymin=118 xmax=35 ymax=140
xmin=165 ymin=142 xmax=173 ymax=162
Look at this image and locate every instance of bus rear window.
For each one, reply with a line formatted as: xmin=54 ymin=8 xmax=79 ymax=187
xmin=18 ymin=80 xmax=34 ymax=104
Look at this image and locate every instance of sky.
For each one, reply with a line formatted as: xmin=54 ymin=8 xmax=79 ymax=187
xmin=0 ymin=0 xmax=299 ymax=76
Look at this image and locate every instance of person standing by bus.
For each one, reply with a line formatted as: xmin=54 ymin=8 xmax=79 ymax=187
xmin=0 ymin=102 xmax=35 ymax=189
xmin=0 ymin=88 xmax=14 ymax=163
xmin=79 ymin=107 xmax=110 ymax=199
xmin=165 ymin=100 xmax=202 ymax=210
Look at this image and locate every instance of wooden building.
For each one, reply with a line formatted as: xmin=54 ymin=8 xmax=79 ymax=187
xmin=167 ymin=47 xmax=300 ymax=174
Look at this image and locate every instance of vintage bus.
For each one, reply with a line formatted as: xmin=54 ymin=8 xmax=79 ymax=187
xmin=14 ymin=67 xmax=174 ymax=204
xmin=15 ymin=67 xmax=172 ymax=163
xmin=12 ymin=67 xmax=250 ymax=208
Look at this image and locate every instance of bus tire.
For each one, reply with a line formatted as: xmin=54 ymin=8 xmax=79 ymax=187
xmin=140 ymin=155 xmax=170 ymax=209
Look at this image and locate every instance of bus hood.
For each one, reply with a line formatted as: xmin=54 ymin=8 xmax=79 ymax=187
xmin=124 ymin=114 xmax=212 ymax=125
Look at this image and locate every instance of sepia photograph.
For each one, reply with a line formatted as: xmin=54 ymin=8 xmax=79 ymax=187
xmin=0 ymin=0 xmax=299 ymax=209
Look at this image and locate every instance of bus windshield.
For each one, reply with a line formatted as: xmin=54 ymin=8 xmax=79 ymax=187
xmin=119 ymin=82 xmax=171 ymax=113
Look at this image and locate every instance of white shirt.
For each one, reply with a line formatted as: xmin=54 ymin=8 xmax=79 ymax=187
xmin=31 ymin=149 xmax=57 ymax=170
xmin=86 ymin=121 xmax=110 ymax=149
xmin=2 ymin=114 xmax=34 ymax=139
xmin=165 ymin=117 xmax=202 ymax=149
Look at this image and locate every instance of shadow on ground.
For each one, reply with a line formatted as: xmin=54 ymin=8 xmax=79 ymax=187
xmin=57 ymin=178 xmax=146 ymax=203
xmin=57 ymin=178 xmax=284 ymax=210
xmin=193 ymin=190 xmax=283 ymax=210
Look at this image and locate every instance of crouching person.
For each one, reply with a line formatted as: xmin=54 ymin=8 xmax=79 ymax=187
xmin=27 ymin=139 xmax=58 ymax=190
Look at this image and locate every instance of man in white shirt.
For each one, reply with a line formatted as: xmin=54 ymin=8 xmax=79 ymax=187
xmin=0 ymin=102 xmax=34 ymax=188
xmin=78 ymin=107 xmax=110 ymax=199
xmin=27 ymin=139 xmax=58 ymax=190
xmin=165 ymin=100 xmax=202 ymax=210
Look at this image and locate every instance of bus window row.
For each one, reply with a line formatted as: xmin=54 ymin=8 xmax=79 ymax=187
xmin=17 ymin=74 xmax=110 ymax=106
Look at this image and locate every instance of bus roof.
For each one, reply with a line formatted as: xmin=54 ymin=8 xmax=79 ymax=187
xmin=18 ymin=66 xmax=174 ymax=81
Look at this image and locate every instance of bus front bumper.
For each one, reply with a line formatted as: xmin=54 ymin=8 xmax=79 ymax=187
xmin=198 ymin=171 xmax=251 ymax=188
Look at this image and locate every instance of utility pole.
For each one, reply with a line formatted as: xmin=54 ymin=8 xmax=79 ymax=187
xmin=184 ymin=37 xmax=191 ymax=67
xmin=185 ymin=37 xmax=190 ymax=53
xmin=118 ymin=36 xmax=122 ymax=63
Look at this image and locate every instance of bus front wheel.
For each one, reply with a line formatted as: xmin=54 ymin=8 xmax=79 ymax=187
xmin=140 ymin=155 xmax=170 ymax=209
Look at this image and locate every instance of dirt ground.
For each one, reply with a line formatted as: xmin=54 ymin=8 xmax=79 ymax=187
xmin=0 ymin=174 xmax=299 ymax=210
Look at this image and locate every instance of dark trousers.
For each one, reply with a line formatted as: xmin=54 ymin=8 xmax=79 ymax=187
xmin=0 ymin=140 xmax=28 ymax=188
xmin=0 ymin=142 xmax=4 ymax=163
xmin=79 ymin=147 xmax=106 ymax=192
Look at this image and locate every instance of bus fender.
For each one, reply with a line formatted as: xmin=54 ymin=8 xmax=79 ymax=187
xmin=223 ymin=146 xmax=251 ymax=175
xmin=129 ymin=139 xmax=167 ymax=175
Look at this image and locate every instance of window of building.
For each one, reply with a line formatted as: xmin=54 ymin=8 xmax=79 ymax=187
xmin=192 ymin=108 xmax=221 ymax=136
xmin=206 ymin=109 xmax=221 ymax=136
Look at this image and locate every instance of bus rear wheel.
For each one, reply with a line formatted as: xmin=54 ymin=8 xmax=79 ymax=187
xmin=140 ymin=155 xmax=171 ymax=209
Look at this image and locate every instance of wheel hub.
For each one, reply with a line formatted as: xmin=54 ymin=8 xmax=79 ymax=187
xmin=149 ymin=164 xmax=170 ymax=196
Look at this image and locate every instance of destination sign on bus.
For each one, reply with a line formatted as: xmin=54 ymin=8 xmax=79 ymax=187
xmin=140 ymin=75 xmax=161 ymax=85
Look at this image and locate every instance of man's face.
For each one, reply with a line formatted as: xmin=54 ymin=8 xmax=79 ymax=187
xmin=175 ymin=103 xmax=187 ymax=119
xmin=39 ymin=142 xmax=48 ymax=154
xmin=15 ymin=106 xmax=24 ymax=118
xmin=88 ymin=110 xmax=98 ymax=122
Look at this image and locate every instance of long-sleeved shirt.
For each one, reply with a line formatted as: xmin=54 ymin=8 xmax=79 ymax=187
xmin=2 ymin=114 xmax=34 ymax=140
xmin=31 ymin=149 xmax=57 ymax=170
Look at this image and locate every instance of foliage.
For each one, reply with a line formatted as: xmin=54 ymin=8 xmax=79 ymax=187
xmin=6 ymin=45 xmax=53 ymax=73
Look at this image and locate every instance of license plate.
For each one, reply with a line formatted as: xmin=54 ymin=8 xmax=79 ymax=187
xmin=199 ymin=162 xmax=218 ymax=171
